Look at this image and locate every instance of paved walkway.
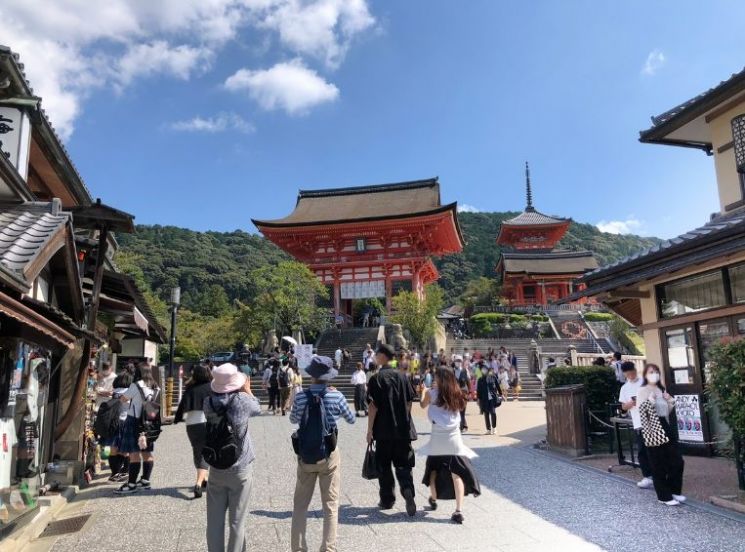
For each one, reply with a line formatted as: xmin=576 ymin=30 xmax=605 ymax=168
xmin=30 ymin=401 xmax=745 ymax=552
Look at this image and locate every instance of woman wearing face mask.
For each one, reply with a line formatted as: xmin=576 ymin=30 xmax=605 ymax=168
xmin=637 ymin=363 xmax=685 ymax=506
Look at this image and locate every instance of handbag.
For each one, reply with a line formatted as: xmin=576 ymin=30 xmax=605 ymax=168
xmin=362 ymin=443 xmax=379 ymax=480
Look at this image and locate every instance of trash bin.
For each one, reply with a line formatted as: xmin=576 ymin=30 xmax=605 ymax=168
xmin=545 ymin=384 xmax=587 ymax=457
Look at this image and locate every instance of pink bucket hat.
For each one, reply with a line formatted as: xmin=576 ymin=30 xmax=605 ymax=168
xmin=211 ymin=363 xmax=246 ymax=394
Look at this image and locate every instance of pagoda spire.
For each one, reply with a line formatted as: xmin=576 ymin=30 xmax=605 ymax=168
xmin=525 ymin=161 xmax=535 ymax=212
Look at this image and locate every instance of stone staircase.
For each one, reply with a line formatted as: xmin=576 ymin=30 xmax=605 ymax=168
xmin=240 ymin=327 xmax=377 ymax=404
xmin=446 ymin=337 xmax=612 ymax=401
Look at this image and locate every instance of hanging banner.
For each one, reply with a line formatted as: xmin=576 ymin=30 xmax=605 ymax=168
xmin=340 ymin=280 xmax=385 ymax=299
xmin=675 ymin=394 xmax=704 ymax=443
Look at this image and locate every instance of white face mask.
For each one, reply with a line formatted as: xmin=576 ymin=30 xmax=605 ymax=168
xmin=647 ymin=372 xmax=660 ymax=384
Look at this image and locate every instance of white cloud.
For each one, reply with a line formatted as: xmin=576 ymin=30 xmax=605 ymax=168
xmin=597 ymin=218 xmax=644 ymax=235
xmin=0 ymin=0 xmax=375 ymax=138
xmin=458 ymin=204 xmax=481 ymax=213
xmin=641 ymin=49 xmax=666 ymax=76
xmin=225 ymin=59 xmax=339 ymax=114
xmin=169 ymin=112 xmax=255 ymax=133
xmin=253 ymin=0 xmax=376 ymax=69
xmin=115 ymin=41 xmax=213 ymax=88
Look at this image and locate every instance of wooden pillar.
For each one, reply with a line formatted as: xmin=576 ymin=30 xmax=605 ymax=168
xmin=516 ymin=280 xmax=524 ymax=304
xmin=385 ymin=276 xmax=393 ymax=313
xmin=537 ymin=280 xmax=546 ymax=305
xmin=333 ymin=279 xmax=341 ymax=317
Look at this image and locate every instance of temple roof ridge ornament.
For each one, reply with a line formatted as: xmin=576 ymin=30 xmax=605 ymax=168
xmin=525 ymin=161 xmax=535 ymax=212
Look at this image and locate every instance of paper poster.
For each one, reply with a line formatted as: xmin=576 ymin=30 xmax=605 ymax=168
xmin=295 ymin=344 xmax=314 ymax=372
xmin=675 ymin=394 xmax=704 ymax=443
xmin=673 ymin=369 xmax=691 ymax=385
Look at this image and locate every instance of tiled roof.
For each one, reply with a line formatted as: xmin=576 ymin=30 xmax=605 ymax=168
xmin=501 ymin=250 xmax=598 ymax=275
xmin=584 ymin=210 xmax=745 ymax=282
xmin=639 ymin=65 xmax=745 ymax=145
xmin=502 ymin=208 xmax=568 ymax=226
xmin=253 ymin=178 xmax=454 ymax=227
xmin=0 ymin=201 xmax=69 ymax=286
xmin=0 ymin=45 xmax=93 ymax=204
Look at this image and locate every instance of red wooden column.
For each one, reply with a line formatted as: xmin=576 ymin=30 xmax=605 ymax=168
xmin=333 ymin=278 xmax=341 ymax=317
xmin=385 ymin=277 xmax=393 ymax=313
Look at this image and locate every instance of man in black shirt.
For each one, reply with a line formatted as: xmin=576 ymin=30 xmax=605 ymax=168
xmin=367 ymin=344 xmax=417 ymax=516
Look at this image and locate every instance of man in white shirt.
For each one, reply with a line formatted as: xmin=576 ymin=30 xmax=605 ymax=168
xmin=362 ymin=344 xmax=374 ymax=371
xmin=618 ymin=361 xmax=653 ymax=489
xmin=350 ymin=363 xmax=368 ymax=416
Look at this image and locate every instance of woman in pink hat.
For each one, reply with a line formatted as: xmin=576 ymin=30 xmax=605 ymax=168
xmin=203 ymin=363 xmax=261 ymax=552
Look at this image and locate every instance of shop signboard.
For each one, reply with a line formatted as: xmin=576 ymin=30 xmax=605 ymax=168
xmin=675 ymin=394 xmax=704 ymax=443
xmin=0 ymin=106 xmax=32 ymax=179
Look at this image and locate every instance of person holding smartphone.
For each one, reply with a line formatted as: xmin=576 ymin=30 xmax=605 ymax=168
xmin=618 ymin=361 xmax=654 ymax=489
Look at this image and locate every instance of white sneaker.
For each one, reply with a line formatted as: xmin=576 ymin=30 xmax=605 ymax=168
xmin=637 ymin=477 xmax=653 ymax=489
xmin=672 ymin=494 xmax=686 ymax=503
xmin=490 ymin=429 xmax=496 ymax=435
xmin=659 ymin=499 xmax=680 ymax=506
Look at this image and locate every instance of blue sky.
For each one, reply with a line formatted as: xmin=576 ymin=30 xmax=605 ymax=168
xmin=5 ymin=1 xmax=745 ymax=239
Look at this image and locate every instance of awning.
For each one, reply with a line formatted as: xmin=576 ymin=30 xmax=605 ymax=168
xmin=0 ymin=289 xmax=76 ymax=348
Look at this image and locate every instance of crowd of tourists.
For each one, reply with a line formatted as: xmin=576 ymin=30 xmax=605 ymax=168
xmin=87 ymin=339 xmax=688 ymax=552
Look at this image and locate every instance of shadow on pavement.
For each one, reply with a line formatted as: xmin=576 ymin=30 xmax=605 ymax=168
xmin=250 ymin=506 xmax=451 ymax=525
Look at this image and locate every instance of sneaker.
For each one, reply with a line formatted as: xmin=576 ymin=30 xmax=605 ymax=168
xmin=672 ymin=494 xmax=687 ymax=503
xmin=427 ymin=497 xmax=437 ymax=511
xmin=490 ymin=429 xmax=496 ymax=435
xmin=637 ymin=477 xmax=653 ymax=489
xmin=136 ymin=479 xmax=151 ymax=490
xmin=114 ymin=483 xmax=138 ymax=495
xmin=378 ymin=500 xmax=395 ymax=510
xmin=451 ymin=511 xmax=464 ymax=524
xmin=193 ymin=485 xmax=203 ymax=499
xmin=484 ymin=430 xmax=491 ymax=435
xmin=114 ymin=472 xmax=129 ymax=482
xmin=659 ymin=499 xmax=681 ymax=506
xmin=402 ymin=488 xmax=417 ymax=517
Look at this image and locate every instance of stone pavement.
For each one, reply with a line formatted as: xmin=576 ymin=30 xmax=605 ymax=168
xmin=27 ymin=401 xmax=745 ymax=552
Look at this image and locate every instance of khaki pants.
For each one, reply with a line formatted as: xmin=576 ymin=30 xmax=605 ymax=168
xmin=291 ymin=448 xmax=341 ymax=552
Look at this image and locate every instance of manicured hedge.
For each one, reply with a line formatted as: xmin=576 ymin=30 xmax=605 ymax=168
xmin=583 ymin=312 xmax=615 ymax=322
xmin=544 ymin=366 xmax=618 ymax=414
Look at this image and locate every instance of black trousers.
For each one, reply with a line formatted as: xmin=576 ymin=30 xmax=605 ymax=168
xmin=646 ymin=442 xmax=684 ymax=502
xmin=483 ymin=408 xmax=496 ymax=431
xmin=375 ymin=439 xmax=415 ymax=504
xmin=634 ymin=429 xmax=653 ymax=478
xmin=268 ymin=387 xmax=280 ymax=410
xmin=353 ymin=384 xmax=367 ymax=413
xmin=459 ymin=408 xmax=468 ymax=430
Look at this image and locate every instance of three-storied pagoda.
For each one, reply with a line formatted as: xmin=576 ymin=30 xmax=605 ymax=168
xmin=252 ymin=178 xmax=463 ymax=321
xmin=496 ymin=164 xmax=598 ymax=305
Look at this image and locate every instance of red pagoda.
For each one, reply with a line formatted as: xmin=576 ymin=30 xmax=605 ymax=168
xmin=496 ymin=163 xmax=598 ymax=305
xmin=252 ymin=178 xmax=463 ymax=321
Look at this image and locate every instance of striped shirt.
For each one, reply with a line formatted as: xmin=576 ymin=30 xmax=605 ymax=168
xmin=290 ymin=384 xmax=355 ymax=429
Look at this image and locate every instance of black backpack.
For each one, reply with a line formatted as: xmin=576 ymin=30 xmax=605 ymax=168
xmin=94 ymin=398 xmax=122 ymax=440
xmin=278 ymin=368 xmax=290 ymax=388
xmin=269 ymin=370 xmax=279 ymax=388
xmin=293 ymin=390 xmax=336 ymax=464
xmin=202 ymin=394 xmax=242 ymax=469
xmin=137 ymin=385 xmax=162 ymax=444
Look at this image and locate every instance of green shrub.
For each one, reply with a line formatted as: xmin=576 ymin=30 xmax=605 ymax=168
xmin=471 ymin=312 xmax=506 ymax=324
xmin=544 ymin=366 xmax=619 ymax=414
xmin=583 ymin=312 xmax=615 ymax=322
xmin=709 ymin=338 xmax=745 ymax=439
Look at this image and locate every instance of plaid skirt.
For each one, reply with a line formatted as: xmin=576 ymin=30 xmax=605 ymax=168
xmin=118 ymin=415 xmax=154 ymax=453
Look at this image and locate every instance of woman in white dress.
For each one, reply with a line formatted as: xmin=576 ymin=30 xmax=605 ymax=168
xmin=418 ymin=367 xmax=481 ymax=524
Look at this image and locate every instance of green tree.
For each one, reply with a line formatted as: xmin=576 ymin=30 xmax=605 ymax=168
xmin=391 ymin=285 xmax=444 ymax=349
xmin=196 ymin=284 xmax=231 ymax=317
xmin=709 ymin=338 xmax=745 ymax=490
xmin=247 ymin=261 xmax=329 ymax=338
xmin=459 ymin=276 xmax=501 ymax=309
